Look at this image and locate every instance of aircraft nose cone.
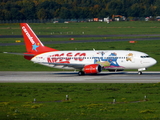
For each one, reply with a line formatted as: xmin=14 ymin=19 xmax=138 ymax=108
xmin=152 ymin=58 xmax=157 ymax=66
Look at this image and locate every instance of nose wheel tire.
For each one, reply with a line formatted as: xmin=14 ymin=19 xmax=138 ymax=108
xmin=78 ymin=71 xmax=85 ymax=76
xmin=138 ymin=71 xmax=142 ymax=75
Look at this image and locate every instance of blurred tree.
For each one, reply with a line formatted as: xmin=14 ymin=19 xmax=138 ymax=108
xmin=3 ymin=9 xmax=12 ymax=20
xmin=0 ymin=0 xmax=159 ymax=20
xmin=129 ymin=3 xmax=145 ymax=17
xmin=59 ymin=7 xmax=71 ymax=19
xmin=98 ymin=9 xmax=109 ymax=18
xmin=10 ymin=8 xmax=24 ymax=20
xmin=0 ymin=10 xmax=3 ymax=20
xmin=154 ymin=0 xmax=160 ymax=16
xmin=37 ymin=8 xmax=47 ymax=20
xmin=107 ymin=0 xmax=124 ymax=16
xmin=21 ymin=1 xmax=36 ymax=20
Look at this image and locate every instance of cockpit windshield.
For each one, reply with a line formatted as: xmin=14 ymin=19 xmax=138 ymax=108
xmin=140 ymin=56 xmax=150 ymax=58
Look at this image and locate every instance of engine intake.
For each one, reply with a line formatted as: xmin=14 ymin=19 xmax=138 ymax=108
xmin=83 ymin=64 xmax=102 ymax=74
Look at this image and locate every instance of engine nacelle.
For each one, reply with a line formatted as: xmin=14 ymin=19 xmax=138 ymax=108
xmin=83 ymin=64 xmax=102 ymax=74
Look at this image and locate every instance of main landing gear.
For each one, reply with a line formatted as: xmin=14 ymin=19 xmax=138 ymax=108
xmin=138 ymin=71 xmax=142 ymax=75
xmin=78 ymin=71 xmax=85 ymax=76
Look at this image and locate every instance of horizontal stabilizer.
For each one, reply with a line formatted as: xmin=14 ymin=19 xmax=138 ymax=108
xmin=3 ymin=52 xmax=35 ymax=56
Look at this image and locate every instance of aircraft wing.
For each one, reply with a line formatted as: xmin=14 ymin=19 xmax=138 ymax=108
xmin=42 ymin=62 xmax=85 ymax=69
xmin=3 ymin=52 xmax=35 ymax=56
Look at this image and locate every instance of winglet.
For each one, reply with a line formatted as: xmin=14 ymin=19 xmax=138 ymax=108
xmin=20 ymin=23 xmax=58 ymax=54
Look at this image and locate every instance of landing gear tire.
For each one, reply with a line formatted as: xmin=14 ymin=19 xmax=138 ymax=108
xmin=138 ymin=71 xmax=142 ymax=75
xmin=78 ymin=71 xmax=85 ymax=76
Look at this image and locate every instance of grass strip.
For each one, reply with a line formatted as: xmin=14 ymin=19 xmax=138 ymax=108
xmin=1 ymin=83 xmax=160 ymax=120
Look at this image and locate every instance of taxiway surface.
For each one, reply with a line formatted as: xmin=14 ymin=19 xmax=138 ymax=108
xmin=0 ymin=71 xmax=160 ymax=83
xmin=1 ymin=34 xmax=160 ymax=46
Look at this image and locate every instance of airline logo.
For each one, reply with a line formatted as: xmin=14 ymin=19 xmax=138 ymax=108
xmin=47 ymin=52 xmax=86 ymax=63
xmin=22 ymin=26 xmax=39 ymax=51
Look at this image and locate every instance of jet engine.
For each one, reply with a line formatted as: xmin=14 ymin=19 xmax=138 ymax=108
xmin=83 ymin=64 xmax=102 ymax=74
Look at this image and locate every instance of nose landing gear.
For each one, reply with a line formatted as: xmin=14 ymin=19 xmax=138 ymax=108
xmin=138 ymin=68 xmax=146 ymax=75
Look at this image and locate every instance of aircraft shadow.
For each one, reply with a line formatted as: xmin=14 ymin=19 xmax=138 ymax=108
xmin=52 ymin=72 xmax=127 ymax=77
xmin=51 ymin=72 xmax=160 ymax=77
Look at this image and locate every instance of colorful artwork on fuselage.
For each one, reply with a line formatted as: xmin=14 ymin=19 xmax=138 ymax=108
xmin=94 ymin=52 xmax=123 ymax=68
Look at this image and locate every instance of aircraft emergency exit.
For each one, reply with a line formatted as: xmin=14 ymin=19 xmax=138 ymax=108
xmin=9 ymin=23 xmax=158 ymax=75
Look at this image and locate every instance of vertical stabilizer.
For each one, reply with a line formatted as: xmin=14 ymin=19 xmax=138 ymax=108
xmin=20 ymin=23 xmax=58 ymax=54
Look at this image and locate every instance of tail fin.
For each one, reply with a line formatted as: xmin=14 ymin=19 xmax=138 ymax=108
xmin=20 ymin=23 xmax=58 ymax=54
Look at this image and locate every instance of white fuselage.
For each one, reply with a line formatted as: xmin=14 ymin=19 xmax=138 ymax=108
xmin=31 ymin=50 xmax=157 ymax=71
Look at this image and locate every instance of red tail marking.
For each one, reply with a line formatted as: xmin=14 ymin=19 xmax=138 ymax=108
xmin=20 ymin=23 xmax=58 ymax=55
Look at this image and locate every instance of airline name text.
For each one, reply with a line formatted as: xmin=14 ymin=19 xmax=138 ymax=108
xmin=22 ymin=26 xmax=35 ymax=45
xmin=47 ymin=52 xmax=86 ymax=63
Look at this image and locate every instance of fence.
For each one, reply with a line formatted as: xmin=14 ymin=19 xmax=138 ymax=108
xmin=0 ymin=17 xmax=158 ymax=23
xmin=0 ymin=19 xmax=89 ymax=24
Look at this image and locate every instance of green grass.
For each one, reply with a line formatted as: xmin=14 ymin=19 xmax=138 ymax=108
xmin=0 ymin=21 xmax=160 ymax=35
xmin=1 ymin=83 xmax=160 ymax=120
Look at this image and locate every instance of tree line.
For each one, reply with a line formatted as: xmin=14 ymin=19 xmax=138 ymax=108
xmin=0 ymin=0 xmax=160 ymax=21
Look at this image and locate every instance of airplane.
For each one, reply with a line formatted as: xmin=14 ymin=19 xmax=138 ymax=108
xmin=5 ymin=23 xmax=157 ymax=76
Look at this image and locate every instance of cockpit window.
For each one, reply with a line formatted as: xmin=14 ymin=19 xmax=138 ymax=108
xmin=141 ymin=56 xmax=150 ymax=58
